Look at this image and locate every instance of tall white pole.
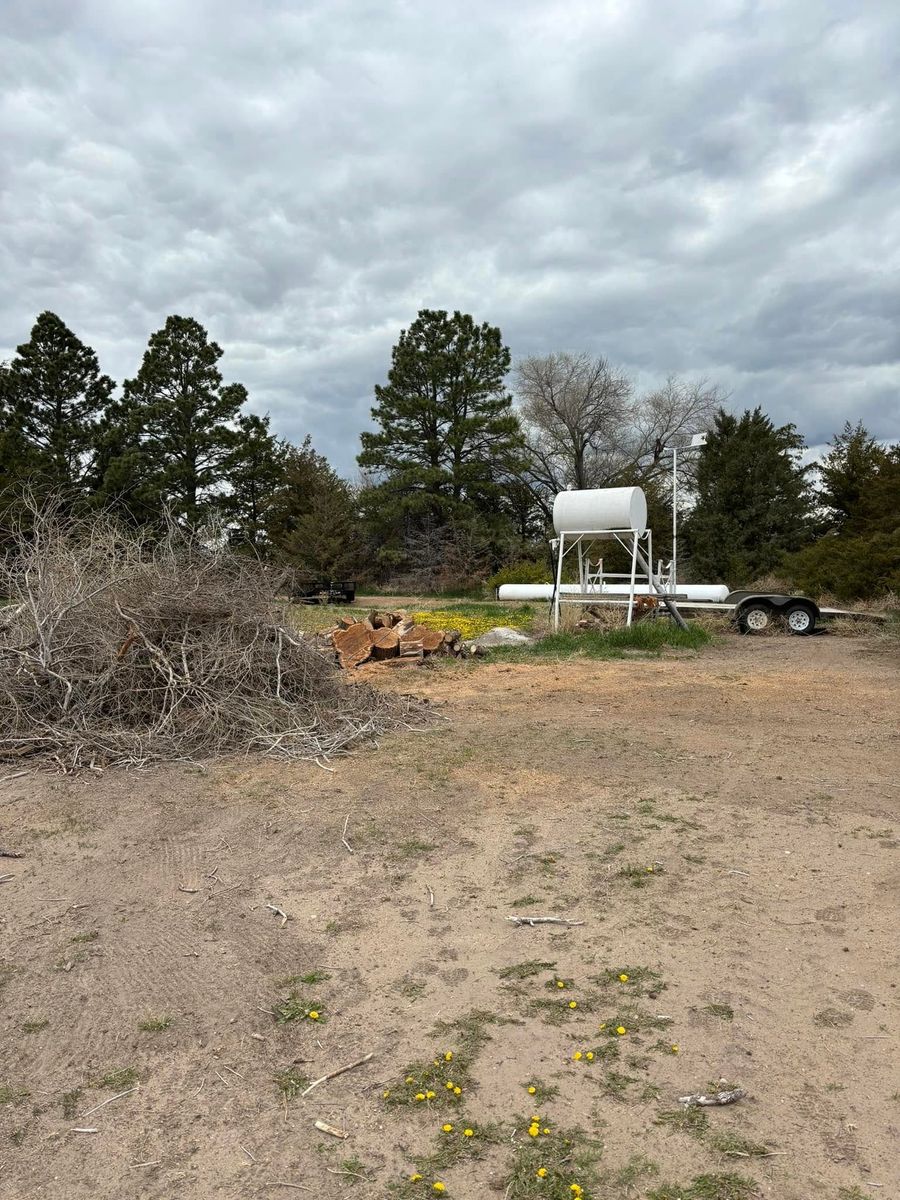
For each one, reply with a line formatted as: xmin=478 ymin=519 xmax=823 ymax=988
xmin=671 ymin=446 xmax=678 ymax=589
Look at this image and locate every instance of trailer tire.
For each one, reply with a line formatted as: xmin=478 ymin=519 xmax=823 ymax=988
xmin=737 ymin=601 xmax=773 ymax=634
xmin=785 ymin=602 xmax=816 ymax=636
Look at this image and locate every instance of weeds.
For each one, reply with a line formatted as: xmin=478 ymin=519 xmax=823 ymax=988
xmin=522 ymin=1078 xmax=559 ymax=1105
xmin=274 ymin=993 xmax=325 ymax=1023
xmin=703 ymin=1003 xmax=734 ymax=1021
xmin=814 ymin=1008 xmax=853 ymax=1028
xmin=707 ymin=1130 xmax=772 ymax=1158
xmin=22 ymin=1018 xmax=49 ymax=1033
xmin=395 ymin=840 xmax=437 ymax=859
xmin=510 ymin=895 xmax=544 ymax=907
xmin=395 ymin=978 xmax=427 ymax=1001
xmin=91 ymin=1066 xmax=139 ymax=1090
xmin=275 ymin=1068 xmax=310 ymax=1100
xmin=503 ymin=1122 xmax=604 ymax=1200
xmin=277 ymin=970 xmax=331 ymax=987
xmin=647 ymin=1173 xmax=759 ymax=1199
xmin=71 ymin=930 xmax=99 ymax=944
xmin=138 ymin=1015 xmax=173 ymax=1031
xmin=0 ymin=1083 xmax=29 ymax=1105
xmin=497 ymin=960 xmax=556 ymax=981
xmin=593 ymin=966 xmax=665 ymax=997
xmin=655 ymin=1107 xmax=710 ymax=1137
xmin=618 ymin=864 xmax=664 ymax=888
xmin=60 ymin=1088 xmax=82 ymax=1118
xmin=384 ymin=1010 xmax=503 ymax=1108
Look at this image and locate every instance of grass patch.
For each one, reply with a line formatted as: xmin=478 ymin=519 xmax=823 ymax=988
xmin=503 ymin=1122 xmax=604 ymax=1200
xmin=91 ymin=1066 xmax=139 ymax=1090
xmin=838 ymin=1188 xmax=875 ymax=1200
xmin=497 ymin=960 xmax=556 ymax=981
xmin=277 ymin=969 xmax=331 ymax=987
xmin=571 ymin=1041 xmax=621 ymax=1066
xmin=0 ymin=1083 xmax=30 ymax=1106
xmin=394 ymin=839 xmax=438 ymax=859
xmin=274 ymin=1068 xmax=309 ymax=1100
xmin=490 ymin=622 xmax=710 ymax=662
xmin=529 ymin=995 xmax=591 ymax=1024
xmin=510 ymin=895 xmax=544 ymax=907
xmin=71 ymin=930 xmax=99 ymax=944
xmin=655 ymin=1107 xmax=710 ymax=1137
xmin=647 ymin=1173 xmax=759 ymax=1199
xmin=703 ymin=1003 xmax=734 ymax=1021
xmin=384 ymin=1010 xmax=507 ymax=1109
xmin=814 ymin=1007 xmax=853 ymax=1028
xmin=707 ymin=1130 xmax=772 ymax=1158
xmin=593 ymin=965 xmax=665 ymax=997
xmin=60 ymin=1088 xmax=83 ymax=1118
xmin=611 ymin=1153 xmax=659 ymax=1190
xmin=618 ymin=863 xmax=663 ymax=887
xmin=335 ymin=1156 xmax=374 ymax=1180
xmin=522 ymin=1078 xmax=559 ymax=1105
xmin=137 ymin=1015 xmax=173 ymax=1032
xmin=22 ymin=1018 xmax=49 ymax=1033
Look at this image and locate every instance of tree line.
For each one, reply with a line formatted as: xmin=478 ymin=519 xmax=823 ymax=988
xmin=1 ymin=308 xmax=897 ymax=599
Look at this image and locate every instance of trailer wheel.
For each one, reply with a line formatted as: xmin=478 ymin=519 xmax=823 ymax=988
xmin=785 ymin=602 xmax=816 ymax=636
xmin=737 ymin=601 xmax=773 ymax=634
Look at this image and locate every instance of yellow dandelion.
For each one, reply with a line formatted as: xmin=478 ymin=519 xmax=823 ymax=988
xmin=618 ymin=973 xmax=629 ymax=982
xmin=528 ymin=1124 xmax=540 ymax=1138
xmin=453 ymin=1086 xmax=462 ymax=1096
xmin=463 ymin=1128 xmax=474 ymax=1138
xmin=568 ymin=1000 xmax=577 ymax=1009
xmin=433 ymin=1184 xmax=446 ymax=1194
xmin=406 ymin=1076 xmax=415 ymax=1084
xmin=598 ymin=1023 xmax=606 ymax=1031
xmin=308 ymin=1010 xmax=320 ymax=1020
xmin=536 ymin=1167 xmax=548 ymax=1178
xmin=573 ymin=1051 xmax=583 ymax=1061
xmin=556 ymin=980 xmax=565 ymax=989
xmin=426 ymin=1090 xmax=436 ymax=1099
xmin=444 ymin=1051 xmax=453 ymax=1061
xmin=415 ymin=1092 xmax=426 ymax=1101
xmin=570 ymin=1186 xmax=583 ymax=1197
xmin=542 ymin=1127 xmax=551 ymax=1135
xmin=531 ymin=1114 xmax=541 ymax=1122
xmin=442 ymin=1123 xmax=453 ymax=1133
xmin=671 ymin=1044 xmax=680 ymax=1053
xmin=616 ymin=1025 xmax=627 ymax=1036
xmin=383 ymin=1090 xmax=391 ymax=1098
xmin=585 ymin=1051 xmax=594 ymax=1061
xmin=527 ymin=1085 xmax=537 ymax=1095
xmin=445 ymin=1081 xmax=455 ymax=1090
xmin=410 ymin=1174 xmax=423 ymax=1182
xmin=646 ymin=866 xmax=654 ymax=873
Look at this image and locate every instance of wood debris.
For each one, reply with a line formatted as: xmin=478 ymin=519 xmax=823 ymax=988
xmin=506 ymin=915 xmax=585 ymax=927
xmin=313 ymin=1118 xmax=349 ymax=1139
xmin=679 ymin=1086 xmax=746 ymax=1107
xmin=327 ymin=612 xmax=466 ymax=669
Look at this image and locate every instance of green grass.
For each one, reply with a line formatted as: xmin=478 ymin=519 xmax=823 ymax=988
xmin=490 ymin=622 xmax=710 ymax=661
xmin=0 ymin=1083 xmax=30 ymax=1106
xmin=707 ymin=1130 xmax=772 ymax=1158
xmin=502 ymin=1122 xmax=604 ymax=1200
xmin=394 ymin=839 xmax=438 ymax=858
xmin=704 ymin=1003 xmax=735 ymax=1021
xmin=21 ymin=1018 xmax=49 ymax=1033
xmin=618 ymin=863 xmax=663 ymax=887
xmin=91 ymin=1066 xmax=139 ymax=1090
xmin=593 ymin=965 xmax=665 ymax=997
xmin=384 ymin=1010 xmax=507 ymax=1109
xmin=273 ymin=993 xmax=326 ymax=1023
xmin=277 ymin=970 xmax=331 ymax=987
xmin=71 ymin=930 xmax=99 ymax=944
xmin=521 ymin=1078 xmax=559 ymax=1105
xmin=497 ymin=960 xmax=556 ymax=981
xmin=655 ymin=1107 xmax=710 ymax=1136
xmin=647 ymin=1173 xmax=759 ymax=1199
xmin=510 ymin=895 xmax=544 ymax=907
xmin=274 ymin=1068 xmax=309 ymax=1100
xmin=137 ymin=1015 xmax=173 ymax=1032
xmin=60 ymin=1088 xmax=83 ymax=1118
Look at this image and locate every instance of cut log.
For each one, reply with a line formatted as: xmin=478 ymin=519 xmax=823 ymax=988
xmin=394 ymin=617 xmax=414 ymax=636
xmin=369 ymin=611 xmax=394 ymax=629
xmin=399 ymin=641 xmax=424 ymax=658
xmin=399 ymin=624 xmax=430 ymax=644
xmin=337 ymin=616 xmax=357 ymax=630
xmin=370 ymin=628 xmax=400 ymax=659
xmin=332 ymin=623 xmax=374 ymax=669
xmin=443 ymin=629 xmax=463 ymax=645
xmin=421 ymin=629 xmax=445 ymax=654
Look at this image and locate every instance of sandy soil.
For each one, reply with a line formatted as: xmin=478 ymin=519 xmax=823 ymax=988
xmin=1 ymin=635 xmax=898 ymax=1200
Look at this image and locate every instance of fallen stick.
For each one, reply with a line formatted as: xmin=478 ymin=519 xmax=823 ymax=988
xmin=266 ymin=903 xmax=288 ymax=927
xmin=73 ymin=1127 xmax=99 ymax=1134
xmin=265 ymin=1184 xmax=312 ymax=1192
xmin=300 ymin=1052 xmax=374 ymax=1097
xmin=426 ymin=883 xmax=435 ymax=908
xmin=341 ymin=814 xmax=354 ymax=854
xmin=314 ymin=1118 xmax=348 ymax=1139
xmin=78 ymin=1086 xmax=139 ymax=1119
xmin=0 ymin=848 xmax=24 ymax=858
xmin=506 ymin=915 xmax=585 ymax=927
xmin=178 ymin=884 xmax=199 ymax=894
xmin=0 ymin=770 xmax=30 ymax=786
xmin=679 ymin=1087 xmax=746 ymax=1107
xmin=0 ymin=873 xmax=14 ymax=883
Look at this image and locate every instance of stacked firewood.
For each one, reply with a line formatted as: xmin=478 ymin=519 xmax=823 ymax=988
xmin=327 ymin=612 xmax=465 ymax=669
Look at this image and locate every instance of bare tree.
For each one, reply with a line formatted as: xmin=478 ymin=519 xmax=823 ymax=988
xmin=516 ymin=354 xmax=724 ymax=513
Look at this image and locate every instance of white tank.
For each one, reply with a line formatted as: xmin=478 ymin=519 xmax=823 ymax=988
xmin=553 ymin=487 xmax=647 ymax=535
xmin=498 ymin=583 xmax=730 ymax=603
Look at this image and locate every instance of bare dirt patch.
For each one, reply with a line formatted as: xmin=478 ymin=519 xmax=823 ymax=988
xmin=1 ymin=635 xmax=897 ymax=1199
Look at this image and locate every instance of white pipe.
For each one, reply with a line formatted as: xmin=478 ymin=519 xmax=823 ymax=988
xmin=498 ymin=582 xmax=730 ymax=603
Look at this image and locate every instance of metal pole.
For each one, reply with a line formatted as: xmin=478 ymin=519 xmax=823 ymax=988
xmin=553 ymin=534 xmax=565 ymax=631
xmin=672 ymin=446 xmax=678 ymax=590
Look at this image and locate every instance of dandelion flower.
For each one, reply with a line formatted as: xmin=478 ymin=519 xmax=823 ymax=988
xmin=442 ymin=1124 xmax=453 ymax=1133
xmin=415 ymin=1092 xmax=426 ymax=1101
xmin=556 ymin=980 xmax=566 ymax=989
xmin=585 ymin=1052 xmax=594 ymax=1062
xmin=433 ymin=1059 xmax=440 ymax=1067
xmin=542 ymin=1127 xmax=550 ymax=1135
xmin=445 ymin=1081 xmax=455 ymax=1090
xmin=527 ymin=1085 xmax=537 ymax=1095
xmin=616 ymin=1025 xmax=627 ymax=1036
xmin=453 ymin=1086 xmax=462 ymax=1096
xmin=410 ymin=1174 xmax=423 ymax=1182
xmin=308 ymin=1011 xmax=320 ymax=1020
xmin=573 ymin=1051 xmax=583 ymax=1061
xmin=463 ymin=1128 xmax=474 ymax=1138
xmin=570 ymin=1185 xmax=583 ymax=1197
xmin=383 ymin=1090 xmax=391 ymax=1098
xmin=598 ymin=1023 xmax=606 ymax=1031
xmin=671 ymin=1044 xmax=680 ymax=1053
xmin=618 ymin=973 xmax=629 ymax=982
xmin=444 ymin=1051 xmax=453 ymax=1061
xmin=433 ymin=1184 xmax=446 ymax=1194
xmin=406 ymin=1076 xmax=416 ymax=1084
xmin=568 ymin=1001 xmax=578 ymax=1010
xmin=531 ymin=1115 xmax=541 ymax=1122
xmin=528 ymin=1124 xmax=540 ymax=1138
xmin=536 ymin=1167 xmax=548 ymax=1178
xmin=646 ymin=866 xmax=654 ymax=873
xmin=426 ymin=1090 xmax=436 ymax=1099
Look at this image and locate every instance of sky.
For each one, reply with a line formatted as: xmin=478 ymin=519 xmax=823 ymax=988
xmin=2 ymin=0 xmax=898 ymax=475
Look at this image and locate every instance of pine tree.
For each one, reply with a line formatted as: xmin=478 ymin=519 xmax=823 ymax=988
xmin=226 ymin=413 xmax=288 ymax=553
xmin=358 ymin=309 xmax=525 ymax=522
xmin=2 ymin=311 xmax=113 ymax=499
xmin=818 ymin=421 xmax=887 ymax=529
xmin=684 ymin=408 xmax=813 ymax=584
xmin=112 ymin=316 xmax=245 ymax=524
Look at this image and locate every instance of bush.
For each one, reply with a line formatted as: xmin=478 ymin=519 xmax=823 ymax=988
xmin=486 ymin=558 xmax=550 ymax=591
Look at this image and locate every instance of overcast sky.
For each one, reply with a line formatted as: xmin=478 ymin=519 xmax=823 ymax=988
xmin=2 ymin=0 xmax=898 ymax=474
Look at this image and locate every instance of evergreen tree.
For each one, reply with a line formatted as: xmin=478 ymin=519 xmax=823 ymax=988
xmin=2 ymin=311 xmax=114 ymax=499
xmin=268 ymin=437 xmax=361 ymax=579
xmin=684 ymin=408 xmax=813 ymax=584
xmin=112 ymin=316 xmax=244 ymax=524
xmin=358 ymin=309 xmax=525 ymax=523
xmin=226 ymin=413 xmax=288 ymax=553
xmin=817 ymin=420 xmax=886 ymax=529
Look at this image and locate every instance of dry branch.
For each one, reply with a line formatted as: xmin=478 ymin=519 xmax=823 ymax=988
xmin=679 ymin=1087 xmax=746 ymax=1107
xmin=0 ymin=505 xmax=428 ymax=769
xmin=506 ymin=915 xmax=585 ymax=927
xmin=300 ymin=1052 xmax=373 ymax=1097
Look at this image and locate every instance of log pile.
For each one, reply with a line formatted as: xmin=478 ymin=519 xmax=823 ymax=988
xmin=327 ymin=611 xmax=466 ymax=669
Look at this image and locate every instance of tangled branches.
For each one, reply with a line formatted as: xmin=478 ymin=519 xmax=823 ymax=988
xmin=0 ymin=507 xmax=422 ymax=769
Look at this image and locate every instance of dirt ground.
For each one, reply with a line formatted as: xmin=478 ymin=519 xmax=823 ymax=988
xmin=1 ymin=634 xmax=898 ymax=1200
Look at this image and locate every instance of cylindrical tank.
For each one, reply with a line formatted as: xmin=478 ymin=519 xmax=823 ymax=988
xmin=552 ymin=487 xmax=647 ymax=535
xmin=497 ymin=583 xmax=730 ymax=603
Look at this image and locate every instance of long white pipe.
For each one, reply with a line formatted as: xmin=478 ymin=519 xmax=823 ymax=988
xmin=498 ymin=582 xmax=730 ymax=603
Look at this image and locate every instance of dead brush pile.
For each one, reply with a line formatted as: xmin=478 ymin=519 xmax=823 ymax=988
xmin=0 ymin=511 xmax=424 ymax=768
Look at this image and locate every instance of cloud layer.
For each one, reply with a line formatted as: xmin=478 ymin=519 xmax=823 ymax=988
xmin=2 ymin=0 xmax=898 ymax=472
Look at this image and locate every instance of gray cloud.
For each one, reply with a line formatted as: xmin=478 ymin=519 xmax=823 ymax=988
xmin=1 ymin=0 xmax=898 ymax=474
